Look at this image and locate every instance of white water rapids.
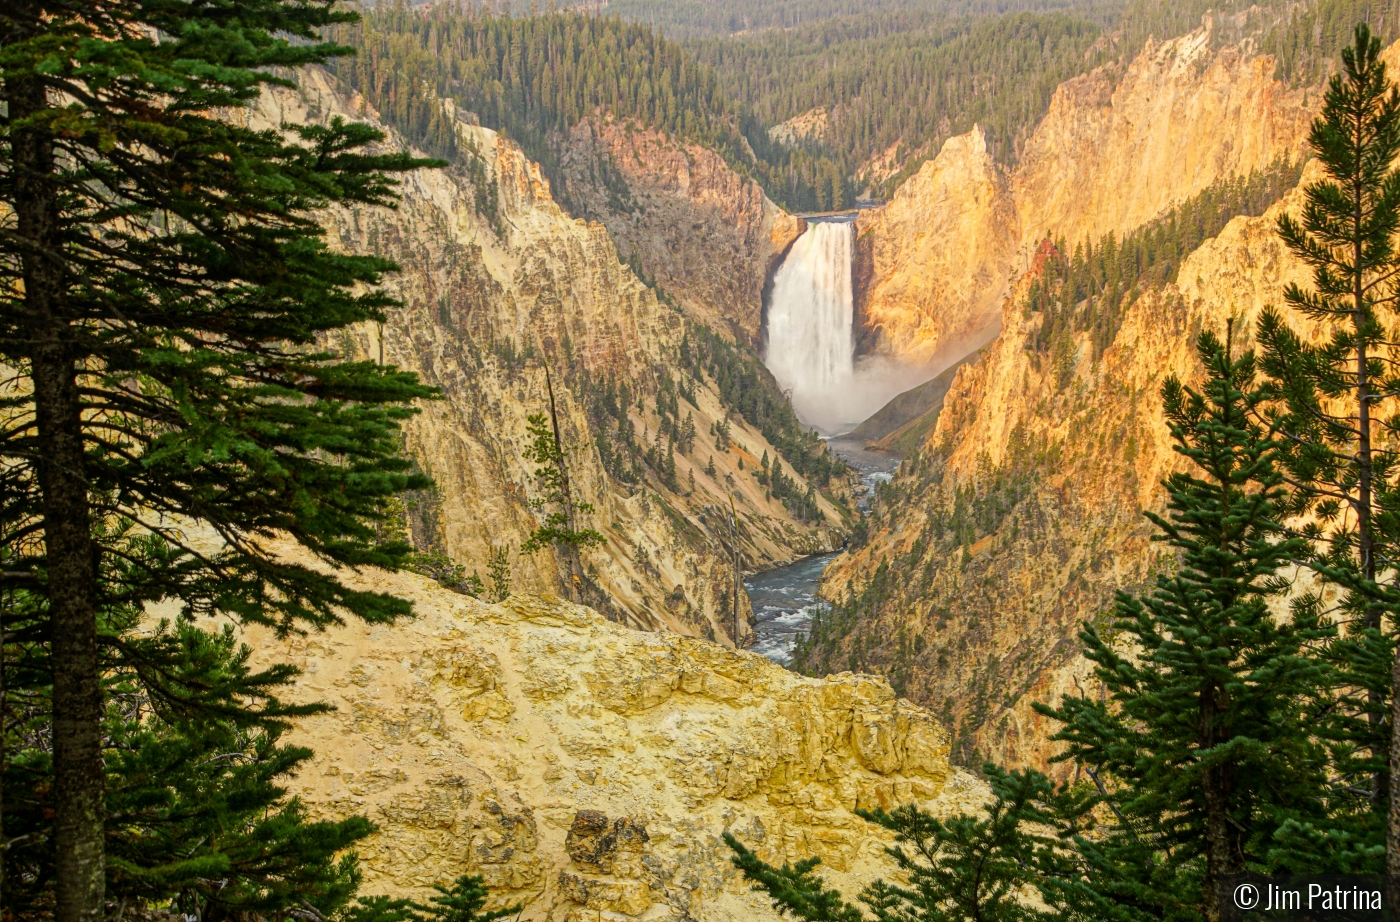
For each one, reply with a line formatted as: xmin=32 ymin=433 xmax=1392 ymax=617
xmin=764 ymin=217 xmax=938 ymax=433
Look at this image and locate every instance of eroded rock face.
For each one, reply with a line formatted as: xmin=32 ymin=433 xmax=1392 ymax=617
xmin=561 ymin=118 xmax=804 ymax=343
xmin=854 ymin=16 xmax=1315 ymax=367
xmin=252 ymin=565 xmax=980 ymax=920
xmin=250 ymin=71 xmax=849 ymax=644
xmin=853 ymin=127 xmax=1014 ymax=366
xmin=1013 ymin=24 xmax=1311 ymax=248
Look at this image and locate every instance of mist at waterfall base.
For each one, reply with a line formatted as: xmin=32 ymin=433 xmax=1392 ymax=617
xmin=763 ymin=218 xmax=940 ymax=434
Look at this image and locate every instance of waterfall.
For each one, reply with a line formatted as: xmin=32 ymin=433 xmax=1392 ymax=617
xmin=763 ymin=220 xmax=855 ymax=432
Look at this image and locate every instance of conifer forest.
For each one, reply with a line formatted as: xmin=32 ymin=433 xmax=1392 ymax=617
xmin=14 ymin=1 xmax=1400 ymax=921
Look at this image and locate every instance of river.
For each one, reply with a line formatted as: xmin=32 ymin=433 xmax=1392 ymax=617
xmin=745 ymin=439 xmax=898 ymax=665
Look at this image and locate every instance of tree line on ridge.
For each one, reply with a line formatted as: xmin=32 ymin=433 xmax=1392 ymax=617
xmin=328 ymin=4 xmax=857 ymax=212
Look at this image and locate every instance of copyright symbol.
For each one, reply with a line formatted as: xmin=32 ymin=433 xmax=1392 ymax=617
xmin=1234 ymin=883 xmax=1260 ymax=910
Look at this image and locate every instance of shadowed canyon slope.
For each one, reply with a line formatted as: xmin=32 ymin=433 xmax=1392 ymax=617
xmin=854 ymin=16 xmax=1314 ymax=367
xmin=255 ymin=70 xmax=850 ymax=644
xmin=250 ymin=563 xmax=980 ymax=921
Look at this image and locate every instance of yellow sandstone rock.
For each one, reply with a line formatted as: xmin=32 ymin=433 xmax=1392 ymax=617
xmin=855 ymin=14 xmax=1317 ymax=369
xmin=248 ymin=564 xmax=981 ymax=920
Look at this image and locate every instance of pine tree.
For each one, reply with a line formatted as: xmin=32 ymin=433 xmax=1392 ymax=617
xmin=520 ymin=368 xmax=604 ymax=599
xmin=1256 ymin=22 xmax=1400 ymax=880
xmin=1042 ymin=329 xmax=1333 ymax=921
xmin=0 ymin=533 xmax=375 ymax=917
xmin=716 ymin=415 xmax=732 ymax=451
xmin=344 ymin=873 xmax=520 ymax=922
xmin=726 ymin=764 xmax=1062 ymax=922
xmin=418 ymin=874 xmax=521 ymax=922
xmin=681 ymin=411 xmax=698 ymax=454
xmin=488 ymin=545 xmax=513 ymax=604
xmin=1 ymin=3 xmax=438 ymax=917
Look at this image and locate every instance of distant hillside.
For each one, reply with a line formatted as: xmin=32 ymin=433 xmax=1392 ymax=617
xmin=688 ymin=0 xmax=1400 ymax=196
xmin=336 ymin=0 xmax=1400 ymax=209
xmin=600 ymin=0 xmax=1091 ymax=38
xmin=329 ymin=8 xmax=851 ymax=212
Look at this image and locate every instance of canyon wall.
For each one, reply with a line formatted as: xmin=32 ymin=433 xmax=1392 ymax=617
xmin=852 ymin=127 xmax=1014 ymax=364
xmin=255 ymin=70 xmax=850 ymax=645
xmin=853 ymin=16 xmax=1314 ymax=368
xmin=829 ymin=31 xmax=1400 ymax=769
xmin=1014 ymin=24 xmax=1312 ymax=247
xmin=252 ymin=563 xmax=981 ymax=920
xmin=825 ymin=166 xmax=1318 ymax=770
xmin=561 ymin=117 xmax=805 ymax=343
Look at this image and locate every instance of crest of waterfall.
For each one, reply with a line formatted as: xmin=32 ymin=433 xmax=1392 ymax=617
xmin=763 ymin=220 xmax=855 ymax=432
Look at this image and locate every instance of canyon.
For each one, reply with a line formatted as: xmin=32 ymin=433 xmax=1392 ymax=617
xmin=233 ymin=11 xmax=1394 ymax=915
xmin=255 ymin=70 xmax=850 ymax=646
xmin=16 ymin=2 xmax=1400 ymax=917
xmin=818 ymin=27 xmax=1400 ymax=769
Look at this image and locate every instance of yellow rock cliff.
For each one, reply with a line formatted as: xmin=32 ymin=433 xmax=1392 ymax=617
xmin=853 ymin=16 xmax=1314 ymax=368
xmin=249 ymin=564 xmax=980 ymax=920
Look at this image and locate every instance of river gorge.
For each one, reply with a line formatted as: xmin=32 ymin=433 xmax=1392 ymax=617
xmin=195 ymin=10 xmax=1380 ymax=918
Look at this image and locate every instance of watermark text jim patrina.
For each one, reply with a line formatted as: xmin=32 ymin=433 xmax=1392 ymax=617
xmin=1232 ymin=881 xmax=1383 ymax=913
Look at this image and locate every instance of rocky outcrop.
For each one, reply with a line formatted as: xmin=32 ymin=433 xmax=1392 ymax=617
xmin=252 ymin=563 xmax=982 ymax=919
xmin=853 ymin=127 xmax=1014 ymax=366
xmin=852 ymin=16 xmax=1315 ymax=367
xmin=253 ymin=71 xmax=849 ymax=645
xmin=560 ymin=118 xmax=804 ymax=343
xmin=769 ymin=108 xmax=830 ymax=148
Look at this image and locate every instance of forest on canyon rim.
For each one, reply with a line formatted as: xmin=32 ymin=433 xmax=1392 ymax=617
xmin=14 ymin=0 xmax=1400 ymax=921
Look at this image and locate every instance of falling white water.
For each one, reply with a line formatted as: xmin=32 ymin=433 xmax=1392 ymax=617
xmin=764 ymin=217 xmax=972 ymax=433
xmin=764 ymin=220 xmax=857 ymax=432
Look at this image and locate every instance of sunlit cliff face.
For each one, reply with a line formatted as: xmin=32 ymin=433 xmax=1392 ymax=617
xmin=849 ymin=18 xmax=1312 ymax=379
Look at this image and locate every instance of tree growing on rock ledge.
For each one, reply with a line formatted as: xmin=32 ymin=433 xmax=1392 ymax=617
xmin=521 ymin=366 xmax=604 ymax=601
